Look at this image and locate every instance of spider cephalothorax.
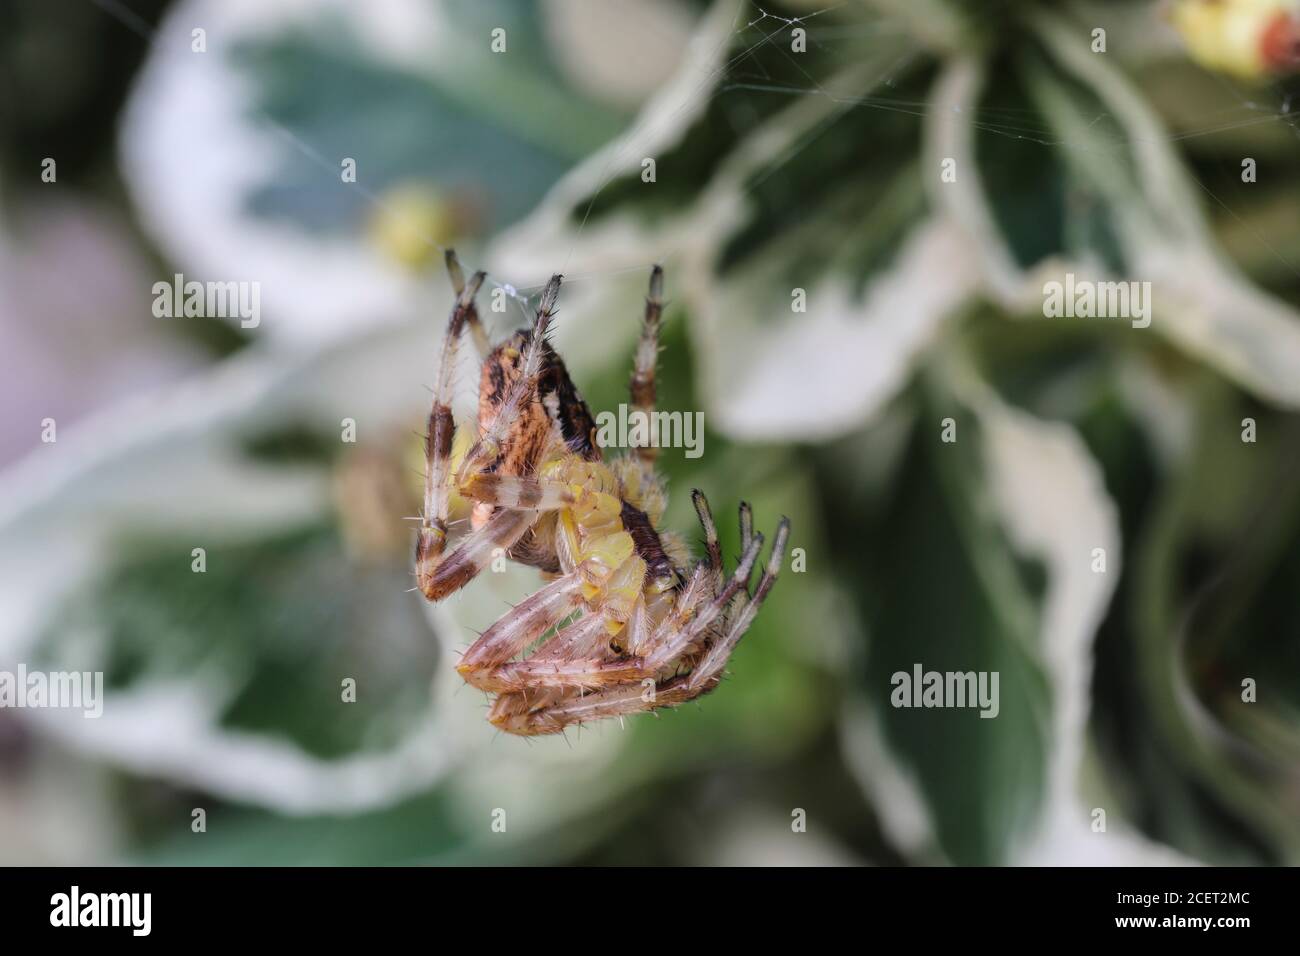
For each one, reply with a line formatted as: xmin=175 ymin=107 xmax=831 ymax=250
xmin=415 ymin=252 xmax=788 ymax=736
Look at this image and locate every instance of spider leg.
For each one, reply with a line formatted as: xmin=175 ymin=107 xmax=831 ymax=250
xmin=691 ymin=488 xmax=725 ymax=592
xmin=496 ymin=516 xmax=789 ymax=735
xmin=457 ymin=274 xmax=562 ymax=484
xmin=686 ymin=516 xmax=790 ymax=692
xmin=732 ymin=500 xmax=757 ymax=614
xmin=628 ymin=265 xmax=664 ymax=471
xmin=486 ymin=687 xmax=576 ymax=732
xmin=445 ymin=248 xmax=493 ymax=360
xmin=482 ymin=603 xmax=622 ymax=728
xmin=456 ymin=572 xmax=585 ymax=688
xmin=529 ymin=604 xmax=620 ymax=661
xmin=416 ymin=250 xmax=486 ymax=593
xmin=490 ymin=679 xmax=692 ymax=736
xmin=482 ymin=535 xmax=763 ymax=695
xmin=622 ymin=594 xmax=656 ymax=657
xmin=460 ymin=473 xmax=577 ymax=511
xmin=417 ymin=506 xmax=538 ymax=600
xmin=484 ymin=578 xmax=708 ymax=736
xmin=641 ymin=536 xmax=762 ymax=672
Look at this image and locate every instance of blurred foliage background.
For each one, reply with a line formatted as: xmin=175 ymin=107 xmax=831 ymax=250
xmin=1 ymin=0 xmax=1298 ymax=865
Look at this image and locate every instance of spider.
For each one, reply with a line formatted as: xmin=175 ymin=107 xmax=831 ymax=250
xmin=415 ymin=251 xmax=789 ymax=736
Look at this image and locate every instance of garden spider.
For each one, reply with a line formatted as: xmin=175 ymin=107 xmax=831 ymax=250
xmin=415 ymin=252 xmax=789 ymax=736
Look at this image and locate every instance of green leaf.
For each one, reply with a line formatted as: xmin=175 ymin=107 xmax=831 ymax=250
xmin=1124 ymin=383 xmax=1300 ymax=863
xmin=232 ymin=6 xmax=625 ymax=235
xmin=36 ymin=525 xmax=439 ymax=760
xmin=963 ymin=309 xmax=1300 ymax=864
xmin=824 ymin=375 xmax=1052 ymax=865
xmin=927 ymin=13 xmax=1300 ymax=408
xmin=498 ymin=17 xmax=965 ymax=441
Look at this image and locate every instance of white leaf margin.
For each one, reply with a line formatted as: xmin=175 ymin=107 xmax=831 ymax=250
xmin=118 ymin=0 xmax=455 ymax=345
xmin=959 ymin=358 xmax=1195 ymax=865
xmin=496 ymin=12 xmax=975 ymax=442
xmin=0 ymin=311 xmax=629 ymax=817
xmin=927 ymin=18 xmax=1300 ymax=410
xmin=842 ymin=355 xmax=1197 ymax=864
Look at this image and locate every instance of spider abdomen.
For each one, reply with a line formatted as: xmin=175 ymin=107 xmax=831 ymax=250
xmin=477 ymin=331 xmax=600 ymax=476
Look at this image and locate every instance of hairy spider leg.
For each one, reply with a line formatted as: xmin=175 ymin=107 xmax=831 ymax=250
xmin=457 ymin=572 xmax=617 ymax=695
xmin=473 ymin=534 xmax=763 ymax=695
xmin=445 ymin=249 xmax=493 ymax=360
xmin=480 ymin=599 xmax=626 ymax=726
xmin=456 ymin=273 xmax=563 ymax=485
xmin=691 ymin=489 xmax=725 ymax=593
xmin=640 ymin=538 xmax=761 ymax=672
xmin=629 ymin=264 xmax=664 ymax=472
xmin=687 ymin=516 xmax=789 ymax=692
xmin=530 ymin=605 xmax=619 ymax=661
xmin=488 ymin=520 xmax=786 ymax=735
xmin=417 ymin=258 xmax=577 ymax=600
xmin=732 ymin=500 xmax=758 ymax=616
xmin=457 ymin=573 xmax=585 ymax=682
xmin=419 ymin=508 xmax=540 ymax=601
xmin=457 ymin=550 xmax=646 ymax=695
xmin=416 ymin=250 xmax=487 ymax=598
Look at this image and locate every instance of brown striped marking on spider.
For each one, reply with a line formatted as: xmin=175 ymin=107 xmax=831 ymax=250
xmin=415 ymin=252 xmax=788 ymax=736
